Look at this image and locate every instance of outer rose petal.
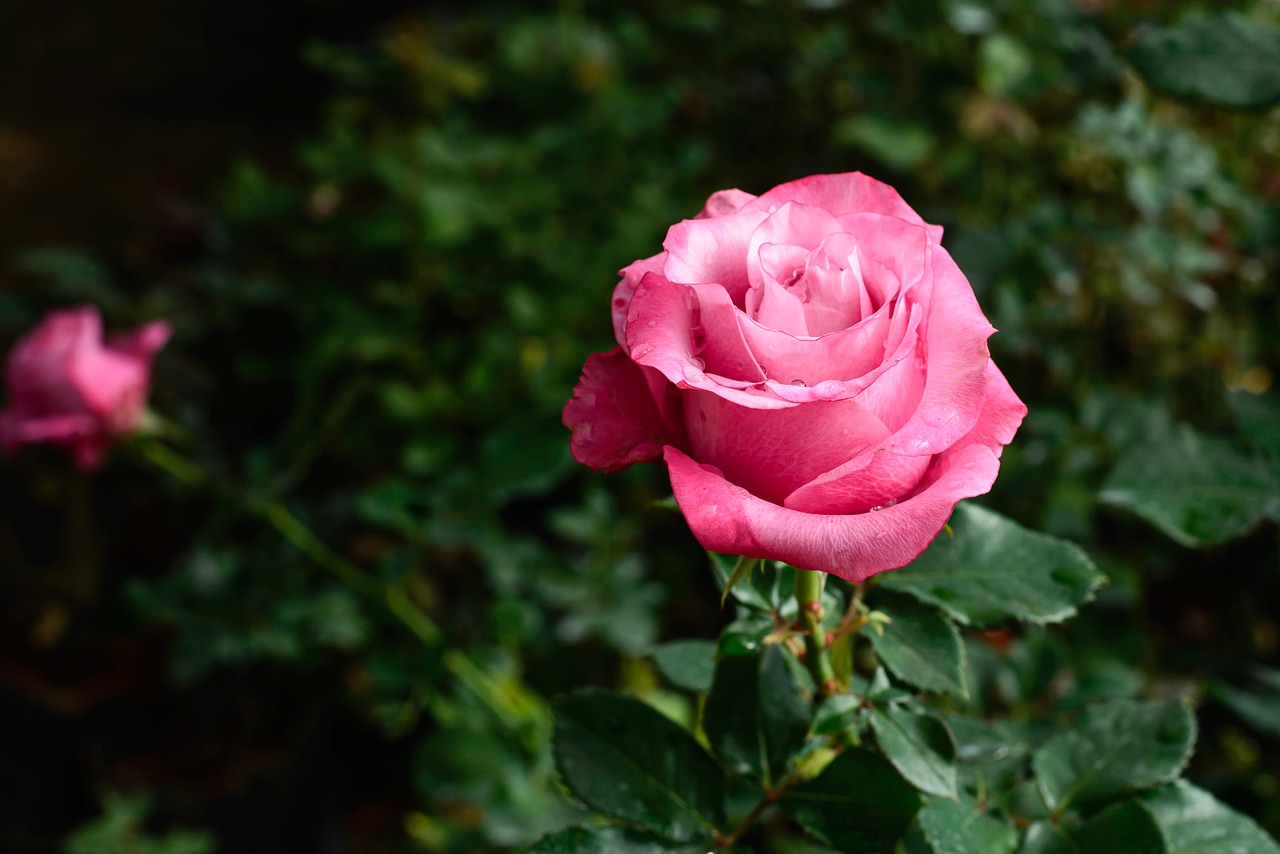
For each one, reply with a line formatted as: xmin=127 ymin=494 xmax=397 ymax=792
xmin=563 ymin=348 xmax=685 ymax=473
xmin=875 ymin=246 xmax=997 ymax=455
xmin=612 ymin=253 xmax=665 ymax=351
xmin=664 ymin=442 xmax=1001 ymax=582
xmin=107 ymin=320 xmax=172 ymax=362
xmin=7 ymin=306 xmax=100 ymax=415
xmin=740 ymin=173 xmax=944 ymax=244
xmin=962 ymin=360 xmax=1027 ymax=455
xmin=783 ymin=449 xmax=932 ymax=515
xmin=696 ymin=189 xmax=756 ymax=219
xmin=683 ymin=388 xmax=890 ymax=506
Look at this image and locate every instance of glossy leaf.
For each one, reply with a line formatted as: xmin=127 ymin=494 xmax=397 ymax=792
xmin=527 ymin=826 xmax=700 ymax=853
xmin=553 ymin=689 xmax=724 ymax=841
xmin=1099 ymin=424 xmax=1280 ymax=548
xmin=709 ymin=552 xmax=793 ymax=613
xmin=867 ymin=593 xmax=966 ymax=696
xmin=1128 ymin=13 xmax=1280 ymax=111
xmin=704 ymin=646 xmax=811 ymax=787
xmin=1229 ymin=391 xmax=1280 ymax=463
xmin=812 ymin=694 xmax=865 ymax=737
xmin=652 ymin=639 xmax=718 ymax=693
xmin=911 ymin=798 xmax=1017 ymax=854
xmin=869 ymin=706 xmax=958 ymax=799
xmin=1143 ymin=781 xmax=1280 ymax=854
xmin=1032 ymin=699 xmax=1196 ymax=813
xmin=780 ymin=747 xmax=921 ymax=853
xmin=879 ymin=504 xmax=1103 ymax=626
xmin=1209 ymin=666 xmax=1280 ymax=738
xmin=1021 ymin=801 xmax=1166 ymax=854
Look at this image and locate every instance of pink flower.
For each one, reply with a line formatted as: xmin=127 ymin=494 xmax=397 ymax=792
xmin=563 ymin=173 xmax=1026 ymax=583
xmin=0 ymin=306 xmax=170 ymax=471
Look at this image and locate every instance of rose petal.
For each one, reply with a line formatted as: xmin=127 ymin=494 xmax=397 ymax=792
xmin=0 ymin=412 xmax=101 ymax=444
xmin=107 ymin=320 xmax=172 ymax=362
xmin=875 ymin=246 xmax=998 ymax=454
xmin=563 ymin=347 xmax=685 ymax=472
xmin=740 ymin=172 xmax=944 ymax=245
xmin=738 ymin=303 xmax=893 ymax=388
xmin=627 ymin=273 xmax=794 ymax=410
xmin=663 ymin=209 xmax=770 ymax=306
xmin=696 ymin=188 xmax=757 ymax=219
xmin=836 ymin=213 xmax=931 ymax=303
xmin=612 ymin=253 xmax=665 ymax=351
xmin=68 ymin=349 xmax=149 ymax=429
xmin=683 ymin=388 xmax=890 ymax=505
xmin=7 ymin=306 xmax=100 ymax=415
xmin=689 ymin=284 xmax=766 ymax=383
xmin=745 ymin=202 xmax=845 ymax=293
xmin=783 ymin=449 xmax=933 ymax=515
xmin=961 ymin=359 xmax=1027 ymax=456
xmin=665 ymin=441 xmax=1001 ymax=582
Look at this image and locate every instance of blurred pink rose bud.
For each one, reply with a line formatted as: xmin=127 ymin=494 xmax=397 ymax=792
xmin=0 ymin=306 xmax=171 ymax=471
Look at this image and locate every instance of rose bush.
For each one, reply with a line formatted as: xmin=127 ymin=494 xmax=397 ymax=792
xmin=0 ymin=306 xmax=170 ymax=471
xmin=563 ymin=173 xmax=1026 ymax=582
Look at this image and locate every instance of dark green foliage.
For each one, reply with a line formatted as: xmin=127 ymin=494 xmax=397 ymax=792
xmin=553 ymin=689 xmax=725 ymax=842
xmin=779 ymin=748 xmax=922 ymax=852
xmin=1129 ymin=13 xmax=1280 ymax=110
xmin=704 ymin=647 xmax=811 ymax=787
xmin=879 ymin=504 xmax=1104 ymax=627
xmin=0 ymin=0 xmax=1277 ymax=850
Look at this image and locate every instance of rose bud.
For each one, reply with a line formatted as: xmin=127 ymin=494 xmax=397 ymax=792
xmin=563 ymin=173 xmax=1026 ymax=582
xmin=0 ymin=305 xmax=171 ymax=471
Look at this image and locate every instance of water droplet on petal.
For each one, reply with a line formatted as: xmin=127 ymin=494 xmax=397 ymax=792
xmin=690 ymin=357 xmax=706 ymax=371
xmin=789 ymin=379 xmax=807 ymax=387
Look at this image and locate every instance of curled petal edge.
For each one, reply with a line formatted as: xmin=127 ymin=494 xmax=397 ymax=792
xmin=664 ymin=442 xmax=1000 ymax=583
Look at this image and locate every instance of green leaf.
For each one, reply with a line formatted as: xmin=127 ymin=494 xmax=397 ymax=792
xmin=911 ymin=798 xmax=1018 ymax=854
xmin=812 ymin=694 xmax=865 ymax=737
xmin=867 ymin=593 xmax=967 ymax=696
xmin=652 ymin=640 xmax=718 ymax=693
xmin=1032 ymin=699 xmax=1196 ymax=814
xmin=1099 ymin=424 xmax=1280 ymax=548
xmin=717 ymin=613 xmax=774 ymax=657
xmin=869 ymin=706 xmax=958 ymax=799
xmin=1021 ymin=800 xmax=1166 ymax=854
xmin=1209 ymin=666 xmax=1280 ymax=738
xmin=879 ymin=504 xmax=1104 ymax=626
xmin=527 ymin=826 xmax=700 ymax=853
xmin=1128 ymin=13 xmax=1280 ymax=111
xmin=709 ymin=552 xmax=794 ymax=613
xmin=780 ymin=747 xmax=921 ymax=852
xmin=704 ymin=646 xmax=811 ymax=787
xmin=1143 ymin=781 xmax=1280 ymax=854
xmin=1229 ymin=391 xmax=1280 ymax=463
xmin=553 ymin=689 xmax=724 ymax=841
xmin=718 ymin=555 xmax=760 ymax=608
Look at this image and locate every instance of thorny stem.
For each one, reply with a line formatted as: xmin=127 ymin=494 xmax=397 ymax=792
xmin=794 ymin=568 xmax=838 ymax=695
xmin=714 ymin=767 xmax=807 ymax=851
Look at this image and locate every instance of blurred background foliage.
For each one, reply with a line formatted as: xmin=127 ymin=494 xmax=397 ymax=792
xmin=0 ymin=0 xmax=1278 ymax=851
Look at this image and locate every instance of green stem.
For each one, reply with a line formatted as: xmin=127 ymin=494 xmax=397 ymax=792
xmin=131 ymin=437 xmax=541 ymax=734
xmin=794 ymin=568 xmax=836 ymax=695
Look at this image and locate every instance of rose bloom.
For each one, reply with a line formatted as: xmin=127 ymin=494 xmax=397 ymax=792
xmin=563 ymin=173 xmax=1026 ymax=582
xmin=0 ymin=306 xmax=170 ymax=471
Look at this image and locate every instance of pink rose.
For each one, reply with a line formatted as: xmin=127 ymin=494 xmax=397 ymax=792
xmin=0 ymin=306 xmax=170 ymax=471
xmin=563 ymin=173 xmax=1026 ymax=582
